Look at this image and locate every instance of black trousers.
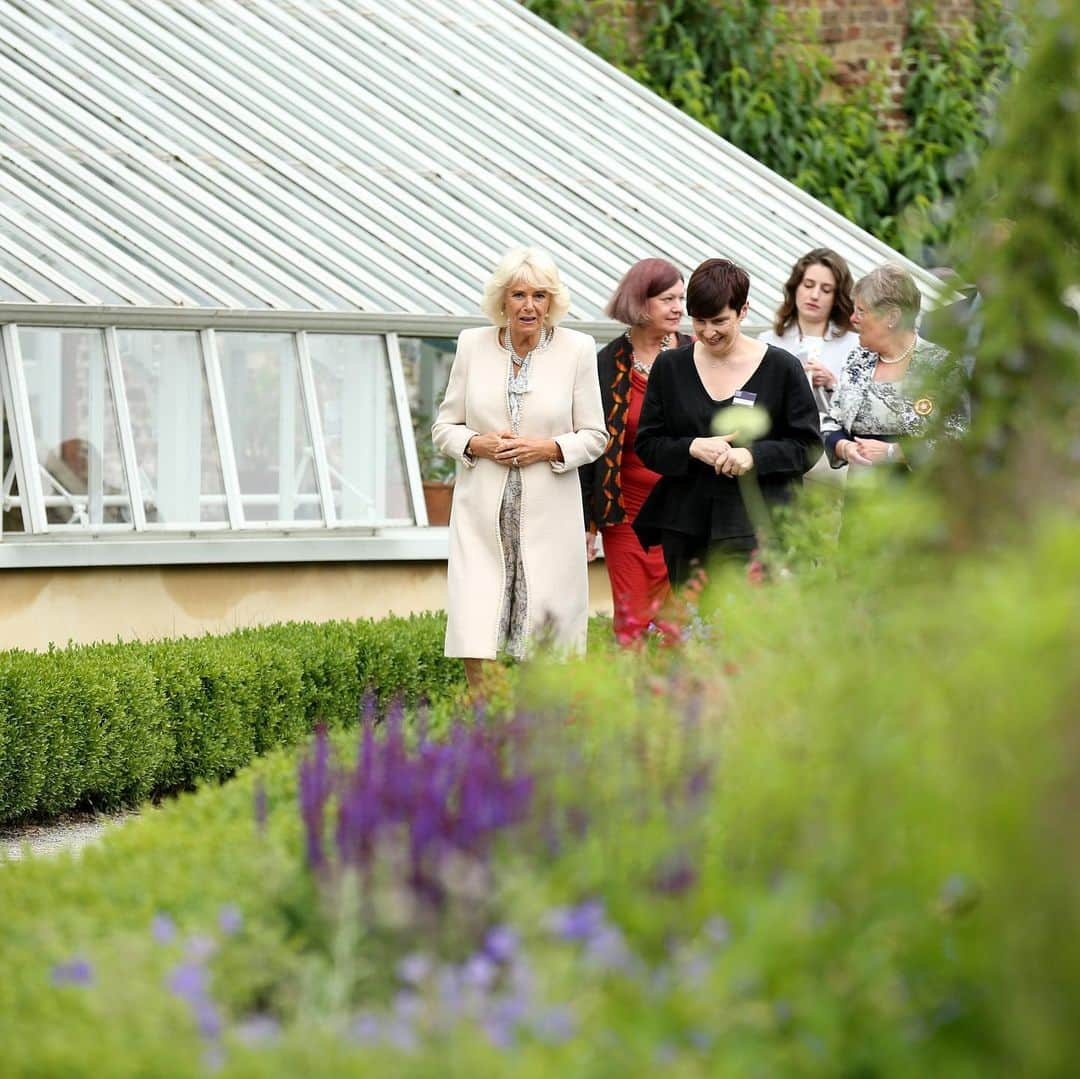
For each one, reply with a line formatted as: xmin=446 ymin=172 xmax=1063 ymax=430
xmin=660 ymin=530 xmax=753 ymax=590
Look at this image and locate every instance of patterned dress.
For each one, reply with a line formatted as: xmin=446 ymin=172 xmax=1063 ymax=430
xmin=496 ymin=344 xmax=534 ymax=659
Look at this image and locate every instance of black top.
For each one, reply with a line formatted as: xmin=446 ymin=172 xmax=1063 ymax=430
xmin=632 ymin=343 xmax=821 ymax=550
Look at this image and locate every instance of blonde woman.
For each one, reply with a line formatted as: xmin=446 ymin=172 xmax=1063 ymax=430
xmin=432 ymin=248 xmax=607 ymax=690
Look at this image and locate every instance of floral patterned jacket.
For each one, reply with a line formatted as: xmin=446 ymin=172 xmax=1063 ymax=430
xmin=821 ymin=339 xmax=969 ymax=468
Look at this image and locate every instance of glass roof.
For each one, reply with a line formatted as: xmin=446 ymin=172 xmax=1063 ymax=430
xmin=0 ymin=0 xmax=945 ymax=324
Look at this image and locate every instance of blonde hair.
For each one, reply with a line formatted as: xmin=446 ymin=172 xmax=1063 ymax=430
xmin=480 ymin=247 xmax=572 ymax=326
xmin=853 ymin=263 xmax=922 ymax=330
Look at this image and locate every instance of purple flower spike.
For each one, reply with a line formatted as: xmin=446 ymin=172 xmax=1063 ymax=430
xmin=51 ymin=957 xmax=94 ymax=987
xmin=350 ymin=1011 xmax=382 ymax=1046
xmin=168 ymin=962 xmax=208 ymax=1005
xmin=397 ymin=952 xmax=432 ymax=986
xmin=253 ymin=779 xmax=268 ymax=834
xmin=152 ymin=913 xmax=177 ymax=944
xmin=547 ymin=899 xmax=607 ymax=943
xmin=195 ymin=999 xmax=223 ymax=1040
xmin=298 ymin=724 xmax=332 ymax=870
xmin=462 ymin=953 xmax=497 ymax=991
xmin=218 ymin=905 xmax=243 ymax=936
xmin=483 ymin=925 xmax=519 ymax=965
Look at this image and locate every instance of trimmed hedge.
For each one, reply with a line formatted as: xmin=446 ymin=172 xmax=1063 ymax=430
xmin=0 ymin=612 xmax=461 ymax=824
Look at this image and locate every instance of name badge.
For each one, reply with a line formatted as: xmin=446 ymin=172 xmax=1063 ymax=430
xmin=733 ymin=390 xmax=757 ymax=407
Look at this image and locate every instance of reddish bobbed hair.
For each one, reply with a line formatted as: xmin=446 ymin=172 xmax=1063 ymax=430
xmin=605 ymin=258 xmax=683 ymax=326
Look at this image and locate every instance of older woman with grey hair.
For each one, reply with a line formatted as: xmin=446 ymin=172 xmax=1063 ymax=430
xmin=432 ymin=248 xmax=607 ymax=692
xmin=822 ymin=263 xmax=968 ymax=472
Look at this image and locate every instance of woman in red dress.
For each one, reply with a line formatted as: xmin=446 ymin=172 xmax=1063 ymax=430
xmin=581 ymin=259 xmax=691 ymax=642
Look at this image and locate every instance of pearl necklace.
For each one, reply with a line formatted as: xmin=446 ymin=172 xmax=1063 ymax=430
xmin=629 ymin=330 xmax=672 ymax=376
xmin=877 ymin=334 xmax=918 ymax=366
xmin=504 ymin=324 xmax=552 ymax=366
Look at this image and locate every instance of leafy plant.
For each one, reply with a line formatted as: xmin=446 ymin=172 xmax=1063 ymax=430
xmin=522 ymin=0 xmax=1019 ymax=258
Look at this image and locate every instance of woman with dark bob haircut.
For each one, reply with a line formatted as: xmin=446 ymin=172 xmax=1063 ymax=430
xmin=580 ymin=258 xmax=692 ymax=641
xmin=632 ymin=258 xmax=821 ymax=587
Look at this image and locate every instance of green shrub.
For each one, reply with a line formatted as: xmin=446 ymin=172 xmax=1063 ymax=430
xmin=0 ymin=612 xmax=463 ymax=824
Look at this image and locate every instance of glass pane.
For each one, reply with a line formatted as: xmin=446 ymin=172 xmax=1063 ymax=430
xmin=398 ymin=335 xmax=457 ymax=499
xmin=116 ymin=330 xmax=226 ymax=524
xmin=216 ymin=332 xmax=320 ymax=523
xmin=18 ymin=327 xmax=132 ymax=528
xmin=308 ymin=334 xmax=411 ymax=523
xmin=2 ymin=404 xmax=25 ymax=534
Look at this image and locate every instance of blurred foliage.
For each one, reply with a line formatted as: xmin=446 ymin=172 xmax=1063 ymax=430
xmin=930 ymin=0 xmax=1080 ymax=536
xmin=1 ymin=493 xmax=1076 ymax=1074
xmin=522 ymin=0 xmax=1018 ymax=262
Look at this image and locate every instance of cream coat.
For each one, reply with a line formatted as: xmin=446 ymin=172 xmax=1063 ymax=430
xmin=432 ymin=325 xmax=607 ymax=659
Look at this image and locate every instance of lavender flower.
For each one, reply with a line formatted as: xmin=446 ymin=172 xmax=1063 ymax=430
xmin=461 ymin=953 xmax=497 ymax=991
xmin=167 ymin=961 xmax=208 ymax=1004
xmin=253 ymin=778 xmax=268 ymax=834
xmin=51 ymin=957 xmax=93 ymax=987
xmin=546 ymin=899 xmax=607 ymax=943
xmin=483 ymin=925 xmax=519 ymax=965
xmin=298 ymin=724 xmax=331 ymax=870
xmin=218 ymin=905 xmax=243 ymax=936
xmin=151 ymin=913 xmax=177 ymax=944
xmin=703 ymin=915 xmax=731 ymax=947
xmin=397 ymin=952 xmax=432 ymax=987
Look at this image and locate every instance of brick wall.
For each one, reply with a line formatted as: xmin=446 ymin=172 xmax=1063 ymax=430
xmin=778 ymin=0 xmax=977 ymax=116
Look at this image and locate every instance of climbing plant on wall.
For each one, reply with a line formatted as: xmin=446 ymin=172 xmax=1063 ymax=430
xmin=523 ymin=0 xmax=1018 ymax=261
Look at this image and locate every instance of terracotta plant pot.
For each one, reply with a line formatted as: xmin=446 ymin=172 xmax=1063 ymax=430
xmin=422 ymin=481 xmax=454 ymax=526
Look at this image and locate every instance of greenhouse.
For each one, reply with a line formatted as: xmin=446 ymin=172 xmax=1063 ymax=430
xmin=0 ymin=0 xmax=943 ymax=642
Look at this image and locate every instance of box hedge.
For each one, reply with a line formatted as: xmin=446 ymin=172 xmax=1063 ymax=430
xmin=0 ymin=612 xmax=461 ymax=823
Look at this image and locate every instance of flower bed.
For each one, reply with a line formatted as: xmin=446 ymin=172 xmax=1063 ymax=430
xmin=1 ymin=510 xmax=1076 ymax=1075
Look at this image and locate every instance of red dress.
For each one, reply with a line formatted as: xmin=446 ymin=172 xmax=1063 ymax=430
xmin=600 ymin=366 xmax=670 ymax=641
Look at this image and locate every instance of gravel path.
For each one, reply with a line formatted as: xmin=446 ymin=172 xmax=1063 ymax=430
xmin=1 ymin=811 xmax=136 ymax=862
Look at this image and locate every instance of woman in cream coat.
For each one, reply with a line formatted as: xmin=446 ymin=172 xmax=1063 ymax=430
xmin=432 ymin=249 xmax=607 ymax=690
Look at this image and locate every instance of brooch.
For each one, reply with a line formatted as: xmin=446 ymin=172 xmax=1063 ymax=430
xmin=913 ymin=397 xmax=934 ymax=416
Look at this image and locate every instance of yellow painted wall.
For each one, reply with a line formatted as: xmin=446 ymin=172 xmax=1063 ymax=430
xmin=0 ymin=562 xmax=615 ymax=651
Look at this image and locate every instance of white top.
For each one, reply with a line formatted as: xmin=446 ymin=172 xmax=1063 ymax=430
xmin=757 ymin=321 xmax=861 ymax=414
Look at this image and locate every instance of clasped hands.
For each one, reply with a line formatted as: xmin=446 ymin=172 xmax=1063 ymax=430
xmin=838 ymin=437 xmax=897 ymax=466
xmin=690 ymin=432 xmax=754 ymax=477
xmin=467 ymin=430 xmax=560 ymax=468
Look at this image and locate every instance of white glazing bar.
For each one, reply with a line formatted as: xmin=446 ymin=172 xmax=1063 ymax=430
xmin=1 ymin=38 xmax=383 ymax=312
xmin=278 ymin=348 xmax=297 ymax=523
xmin=35 ymin=1 xmax=382 ymax=310
xmin=200 ymin=329 xmax=244 ymax=529
xmin=0 ymin=47 xmax=322 ymax=311
xmin=295 ymin=331 xmax=337 ymax=528
xmin=387 ymin=332 xmax=428 ymax=527
xmin=0 ymin=373 xmax=4 ymax=540
xmin=0 ymin=265 xmax=50 ymax=304
xmin=70 ymin=0 xmax=467 ymax=311
xmin=0 ymin=230 xmax=102 ymax=305
xmin=103 ymin=326 xmax=147 ymax=531
xmin=87 ymin=334 xmax=106 ymax=525
xmin=0 ymin=162 xmax=184 ymax=307
xmin=0 ymin=324 xmax=47 ymax=533
xmin=0 ymin=198 xmax=145 ymax=306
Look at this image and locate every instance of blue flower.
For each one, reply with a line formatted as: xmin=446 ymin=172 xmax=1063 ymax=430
xmin=51 ymin=958 xmax=93 ymax=987
xmin=151 ymin=913 xmax=177 ymax=944
xmin=218 ymin=905 xmax=243 ymax=936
